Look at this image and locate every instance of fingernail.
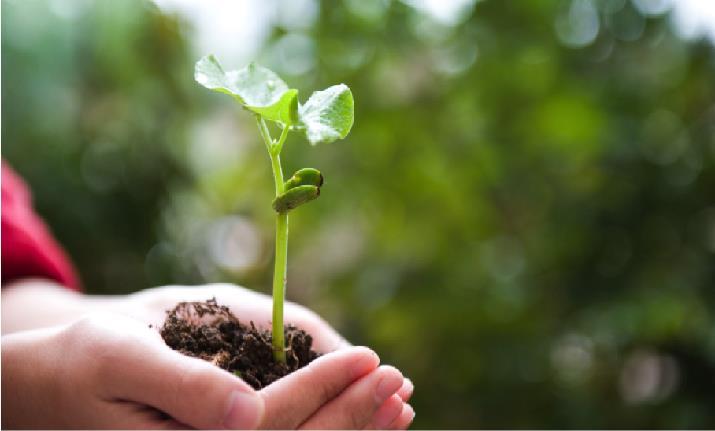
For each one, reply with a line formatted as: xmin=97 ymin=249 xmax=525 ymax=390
xmin=401 ymin=378 xmax=414 ymax=398
xmin=375 ymin=368 xmax=404 ymax=403
xmin=351 ymin=347 xmax=380 ymax=378
xmin=224 ymin=390 xmax=264 ymax=429
xmin=373 ymin=395 xmax=404 ymax=429
xmin=403 ymin=403 xmax=416 ymax=428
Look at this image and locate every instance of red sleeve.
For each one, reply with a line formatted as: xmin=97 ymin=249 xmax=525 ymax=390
xmin=2 ymin=161 xmax=81 ymax=290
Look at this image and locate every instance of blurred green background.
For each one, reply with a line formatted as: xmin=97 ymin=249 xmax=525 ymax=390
xmin=3 ymin=0 xmax=715 ymax=427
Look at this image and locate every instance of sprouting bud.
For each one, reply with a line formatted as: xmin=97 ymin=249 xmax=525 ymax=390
xmin=284 ymin=168 xmax=323 ymax=190
xmin=273 ymin=185 xmax=320 ymax=213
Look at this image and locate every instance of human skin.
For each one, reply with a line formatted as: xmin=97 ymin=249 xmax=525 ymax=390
xmin=2 ymin=280 xmax=415 ymax=429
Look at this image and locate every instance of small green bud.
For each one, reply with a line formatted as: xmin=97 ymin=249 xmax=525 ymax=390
xmin=273 ymin=185 xmax=320 ymax=213
xmin=285 ymin=168 xmax=324 ymax=190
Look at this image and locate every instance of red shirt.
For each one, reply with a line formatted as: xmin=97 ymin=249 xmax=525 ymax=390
xmin=2 ymin=161 xmax=80 ymax=290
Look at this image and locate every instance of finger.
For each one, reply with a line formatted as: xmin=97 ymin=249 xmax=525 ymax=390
xmin=397 ymin=378 xmax=414 ymax=402
xmin=387 ymin=403 xmax=415 ymax=430
xmin=364 ymin=394 xmax=405 ymax=430
xmin=299 ymin=366 xmax=404 ymax=430
xmin=98 ymin=316 xmax=265 ymax=430
xmin=259 ymin=346 xmax=380 ymax=429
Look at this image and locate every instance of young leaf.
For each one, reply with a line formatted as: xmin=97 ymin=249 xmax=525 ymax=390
xmin=250 ymin=89 xmax=299 ymax=126
xmin=272 ymin=185 xmax=320 ymax=213
xmin=195 ymin=55 xmax=298 ymax=125
xmin=285 ymin=168 xmax=324 ymax=190
xmin=299 ymin=84 xmax=354 ymax=145
xmin=194 ymin=55 xmax=231 ymax=92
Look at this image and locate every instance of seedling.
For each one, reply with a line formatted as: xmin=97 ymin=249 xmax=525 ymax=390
xmin=195 ymin=56 xmax=354 ymax=363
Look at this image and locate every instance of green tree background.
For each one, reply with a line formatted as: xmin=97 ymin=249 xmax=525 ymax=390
xmin=3 ymin=0 xmax=715 ymax=427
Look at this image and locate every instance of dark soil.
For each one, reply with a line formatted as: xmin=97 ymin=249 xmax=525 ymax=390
xmin=159 ymin=298 xmax=319 ymax=389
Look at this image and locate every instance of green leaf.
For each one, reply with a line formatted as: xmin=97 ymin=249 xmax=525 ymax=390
xmin=194 ymin=55 xmax=298 ymax=125
xmin=299 ymin=84 xmax=354 ymax=145
xmin=194 ymin=55 xmax=233 ymax=94
xmin=250 ymin=89 xmax=299 ymax=126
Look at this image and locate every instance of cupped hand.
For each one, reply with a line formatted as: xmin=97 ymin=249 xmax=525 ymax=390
xmin=2 ymin=312 xmax=412 ymax=429
xmin=1 ymin=281 xmax=415 ymax=429
xmin=121 ymin=284 xmax=417 ymax=429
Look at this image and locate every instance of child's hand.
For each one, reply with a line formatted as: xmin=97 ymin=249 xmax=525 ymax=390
xmin=4 ymin=313 xmax=262 ymax=429
xmin=2 ymin=281 xmax=415 ymax=429
xmin=121 ymin=284 xmax=417 ymax=429
xmin=2 ymin=312 xmax=413 ymax=429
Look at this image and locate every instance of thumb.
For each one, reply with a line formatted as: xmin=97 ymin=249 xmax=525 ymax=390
xmin=102 ymin=320 xmax=265 ymax=429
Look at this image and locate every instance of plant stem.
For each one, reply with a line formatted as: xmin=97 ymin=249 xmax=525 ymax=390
xmin=272 ymin=209 xmax=288 ymax=363
xmin=257 ymin=116 xmax=291 ymax=364
xmin=273 ymin=124 xmax=290 ymax=156
xmin=270 ymin=152 xmax=288 ymax=363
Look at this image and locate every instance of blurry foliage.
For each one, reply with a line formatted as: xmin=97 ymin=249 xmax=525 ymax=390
xmin=2 ymin=0 xmax=194 ymax=292
xmin=3 ymin=0 xmax=715 ymax=428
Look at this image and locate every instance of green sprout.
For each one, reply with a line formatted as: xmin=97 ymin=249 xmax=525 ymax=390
xmin=195 ymin=55 xmax=354 ymax=363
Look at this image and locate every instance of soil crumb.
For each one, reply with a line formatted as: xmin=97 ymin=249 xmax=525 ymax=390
xmin=160 ymin=298 xmax=319 ymax=389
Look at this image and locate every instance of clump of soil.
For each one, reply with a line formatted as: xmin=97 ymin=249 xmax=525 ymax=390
xmin=159 ymin=298 xmax=319 ymax=389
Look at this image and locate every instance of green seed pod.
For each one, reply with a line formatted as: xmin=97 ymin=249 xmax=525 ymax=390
xmin=284 ymin=168 xmax=324 ymax=190
xmin=273 ymin=185 xmax=320 ymax=213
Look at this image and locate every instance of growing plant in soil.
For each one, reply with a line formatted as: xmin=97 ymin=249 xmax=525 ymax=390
xmin=194 ymin=55 xmax=354 ymax=363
